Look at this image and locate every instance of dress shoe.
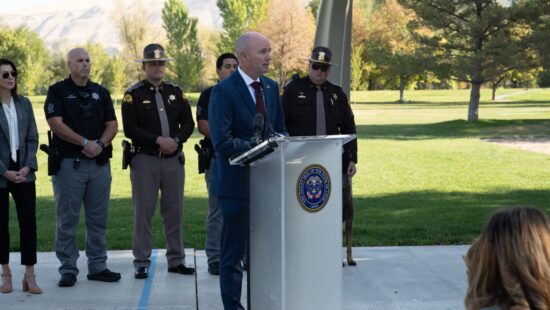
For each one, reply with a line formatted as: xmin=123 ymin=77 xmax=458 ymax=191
xmin=58 ymin=273 xmax=77 ymax=287
xmin=0 ymin=273 xmax=12 ymax=293
xmin=135 ymin=266 xmax=148 ymax=279
xmin=22 ymin=273 xmax=42 ymax=294
xmin=87 ymin=269 xmax=121 ymax=282
xmin=168 ymin=264 xmax=195 ymax=275
xmin=208 ymin=262 xmax=220 ymax=276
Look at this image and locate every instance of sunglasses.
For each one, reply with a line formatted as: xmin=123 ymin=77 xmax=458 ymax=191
xmin=311 ymin=63 xmax=330 ymax=72
xmin=1 ymin=71 xmax=16 ymax=79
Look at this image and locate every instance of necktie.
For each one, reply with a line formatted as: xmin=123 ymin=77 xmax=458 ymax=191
xmin=155 ymin=87 xmax=170 ymax=137
xmin=251 ymin=81 xmax=267 ymax=117
xmin=316 ymin=86 xmax=326 ymax=135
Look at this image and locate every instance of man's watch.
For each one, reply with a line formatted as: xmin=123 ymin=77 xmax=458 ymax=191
xmin=96 ymin=139 xmax=105 ymax=149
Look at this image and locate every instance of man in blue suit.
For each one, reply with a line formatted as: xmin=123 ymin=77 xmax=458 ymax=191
xmin=209 ymin=32 xmax=287 ymax=310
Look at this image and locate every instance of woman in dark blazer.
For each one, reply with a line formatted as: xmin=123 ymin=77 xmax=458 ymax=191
xmin=0 ymin=59 xmax=41 ymax=294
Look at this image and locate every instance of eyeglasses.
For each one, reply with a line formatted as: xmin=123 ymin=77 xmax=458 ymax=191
xmin=311 ymin=63 xmax=330 ymax=72
xmin=1 ymin=71 xmax=16 ymax=79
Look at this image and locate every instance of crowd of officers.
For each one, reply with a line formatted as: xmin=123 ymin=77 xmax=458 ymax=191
xmin=3 ymin=32 xmax=358 ymax=306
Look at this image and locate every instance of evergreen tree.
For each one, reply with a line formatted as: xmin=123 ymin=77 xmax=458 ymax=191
xmin=162 ymin=0 xmax=204 ymax=91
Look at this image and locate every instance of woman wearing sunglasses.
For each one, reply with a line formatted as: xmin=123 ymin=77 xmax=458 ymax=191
xmin=0 ymin=59 xmax=41 ymax=294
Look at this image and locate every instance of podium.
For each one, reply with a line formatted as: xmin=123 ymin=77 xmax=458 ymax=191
xmin=230 ymin=134 xmax=355 ymax=310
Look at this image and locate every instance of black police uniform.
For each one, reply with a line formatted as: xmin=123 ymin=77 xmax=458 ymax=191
xmin=282 ymin=75 xmax=358 ymax=171
xmin=196 ymin=85 xmax=214 ymax=150
xmin=44 ymin=76 xmax=119 ymax=279
xmin=44 ymin=77 xmax=116 ymax=157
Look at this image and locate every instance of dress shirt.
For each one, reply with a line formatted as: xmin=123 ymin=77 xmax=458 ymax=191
xmin=2 ymin=97 xmax=19 ymax=162
xmin=237 ymin=67 xmax=261 ymax=105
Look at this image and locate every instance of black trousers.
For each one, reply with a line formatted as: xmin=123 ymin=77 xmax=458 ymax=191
xmin=0 ymin=158 xmax=37 ymax=265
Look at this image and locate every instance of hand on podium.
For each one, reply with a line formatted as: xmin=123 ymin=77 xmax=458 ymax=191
xmin=250 ymin=135 xmax=262 ymax=148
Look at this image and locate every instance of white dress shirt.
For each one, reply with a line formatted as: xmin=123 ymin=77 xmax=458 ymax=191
xmin=237 ymin=67 xmax=261 ymax=105
xmin=2 ymin=97 xmax=19 ymax=162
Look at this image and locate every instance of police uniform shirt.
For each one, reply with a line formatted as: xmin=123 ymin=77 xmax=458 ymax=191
xmin=121 ymin=80 xmax=195 ymax=149
xmin=196 ymin=85 xmax=214 ymax=149
xmin=44 ymin=77 xmax=117 ymax=152
xmin=282 ymin=75 xmax=358 ymax=166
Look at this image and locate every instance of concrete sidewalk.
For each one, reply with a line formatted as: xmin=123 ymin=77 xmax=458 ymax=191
xmin=1 ymin=245 xmax=469 ymax=310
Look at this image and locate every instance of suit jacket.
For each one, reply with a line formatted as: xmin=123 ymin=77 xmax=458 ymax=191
xmin=209 ymin=71 xmax=287 ymax=205
xmin=0 ymin=96 xmax=39 ymax=188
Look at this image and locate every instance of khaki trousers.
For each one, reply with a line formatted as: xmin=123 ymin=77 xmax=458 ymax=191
xmin=130 ymin=153 xmax=186 ymax=268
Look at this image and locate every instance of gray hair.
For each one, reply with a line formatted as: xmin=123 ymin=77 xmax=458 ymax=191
xmin=235 ymin=33 xmax=251 ymax=58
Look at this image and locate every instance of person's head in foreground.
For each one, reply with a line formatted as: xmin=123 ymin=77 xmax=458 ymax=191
xmin=465 ymin=207 xmax=550 ymax=310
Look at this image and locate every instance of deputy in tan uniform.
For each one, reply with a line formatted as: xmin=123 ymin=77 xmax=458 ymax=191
xmin=121 ymin=44 xmax=195 ymax=279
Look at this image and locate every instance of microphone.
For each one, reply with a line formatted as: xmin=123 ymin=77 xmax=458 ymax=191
xmin=251 ymin=113 xmax=265 ymax=147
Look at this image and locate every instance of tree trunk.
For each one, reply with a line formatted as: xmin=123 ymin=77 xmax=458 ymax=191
xmin=468 ymin=83 xmax=481 ymax=121
xmin=492 ymin=84 xmax=496 ymax=101
xmin=368 ymin=77 xmax=375 ymax=90
xmin=399 ymin=74 xmax=406 ymax=103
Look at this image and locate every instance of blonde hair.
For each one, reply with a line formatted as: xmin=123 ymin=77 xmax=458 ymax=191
xmin=465 ymin=207 xmax=550 ymax=310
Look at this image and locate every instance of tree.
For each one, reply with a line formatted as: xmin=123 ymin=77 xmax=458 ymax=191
xmin=162 ymin=0 xmax=204 ymax=91
xmin=350 ymin=45 xmax=367 ymax=91
xmin=114 ymin=0 xmax=159 ymax=83
xmin=86 ymin=42 xmax=111 ymax=86
xmin=351 ymin=0 xmax=384 ymax=91
xmin=308 ymin=0 xmax=320 ymax=22
xmin=216 ymin=0 xmax=268 ymax=54
xmin=259 ymin=0 xmax=315 ymax=87
xmin=103 ymin=55 xmax=127 ymax=96
xmin=367 ymin=0 xmax=428 ymax=102
xmin=399 ymin=0 xmax=546 ymax=121
xmin=0 ymin=26 xmax=50 ymax=95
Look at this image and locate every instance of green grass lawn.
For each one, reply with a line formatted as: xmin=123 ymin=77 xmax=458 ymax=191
xmin=7 ymin=88 xmax=550 ymax=252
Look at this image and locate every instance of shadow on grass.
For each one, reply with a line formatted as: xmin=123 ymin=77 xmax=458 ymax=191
xmin=8 ymin=196 xmax=209 ymax=252
xmin=10 ymin=189 xmax=550 ymax=251
xmin=352 ymin=100 xmax=550 ymax=107
xmin=353 ymin=189 xmax=550 ymax=246
xmin=357 ymin=119 xmax=550 ymax=140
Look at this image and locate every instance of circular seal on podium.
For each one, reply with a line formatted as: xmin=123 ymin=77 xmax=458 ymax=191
xmin=297 ymin=164 xmax=331 ymax=213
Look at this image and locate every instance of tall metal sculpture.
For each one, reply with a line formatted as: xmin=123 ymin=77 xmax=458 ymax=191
xmin=314 ymin=0 xmax=353 ymax=98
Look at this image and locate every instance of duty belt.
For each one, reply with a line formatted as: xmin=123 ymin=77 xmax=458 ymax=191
xmin=135 ymin=146 xmax=179 ymax=158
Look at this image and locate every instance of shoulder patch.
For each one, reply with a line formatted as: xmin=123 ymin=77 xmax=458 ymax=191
xmin=164 ymin=81 xmax=183 ymax=91
xmin=125 ymin=81 xmax=144 ymax=93
xmin=284 ymin=73 xmax=301 ymax=89
xmin=122 ymin=94 xmax=133 ymax=104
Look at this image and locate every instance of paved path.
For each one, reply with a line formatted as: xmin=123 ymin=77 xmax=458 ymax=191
xmin=494 ymin=89 xmax=532 ymax=100
xmin=1 ymin=245 xmax=469 ymax=310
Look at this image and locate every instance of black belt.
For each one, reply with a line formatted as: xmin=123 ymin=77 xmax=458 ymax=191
xmin=135 ymin=147 xmax=179 ymax=158
xmin=59 ymin=149 xmax=85 ymax=159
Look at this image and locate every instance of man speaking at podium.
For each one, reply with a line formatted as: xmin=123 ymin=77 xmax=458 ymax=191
xmin=209 ymin=32 xmax=287 ymax=310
